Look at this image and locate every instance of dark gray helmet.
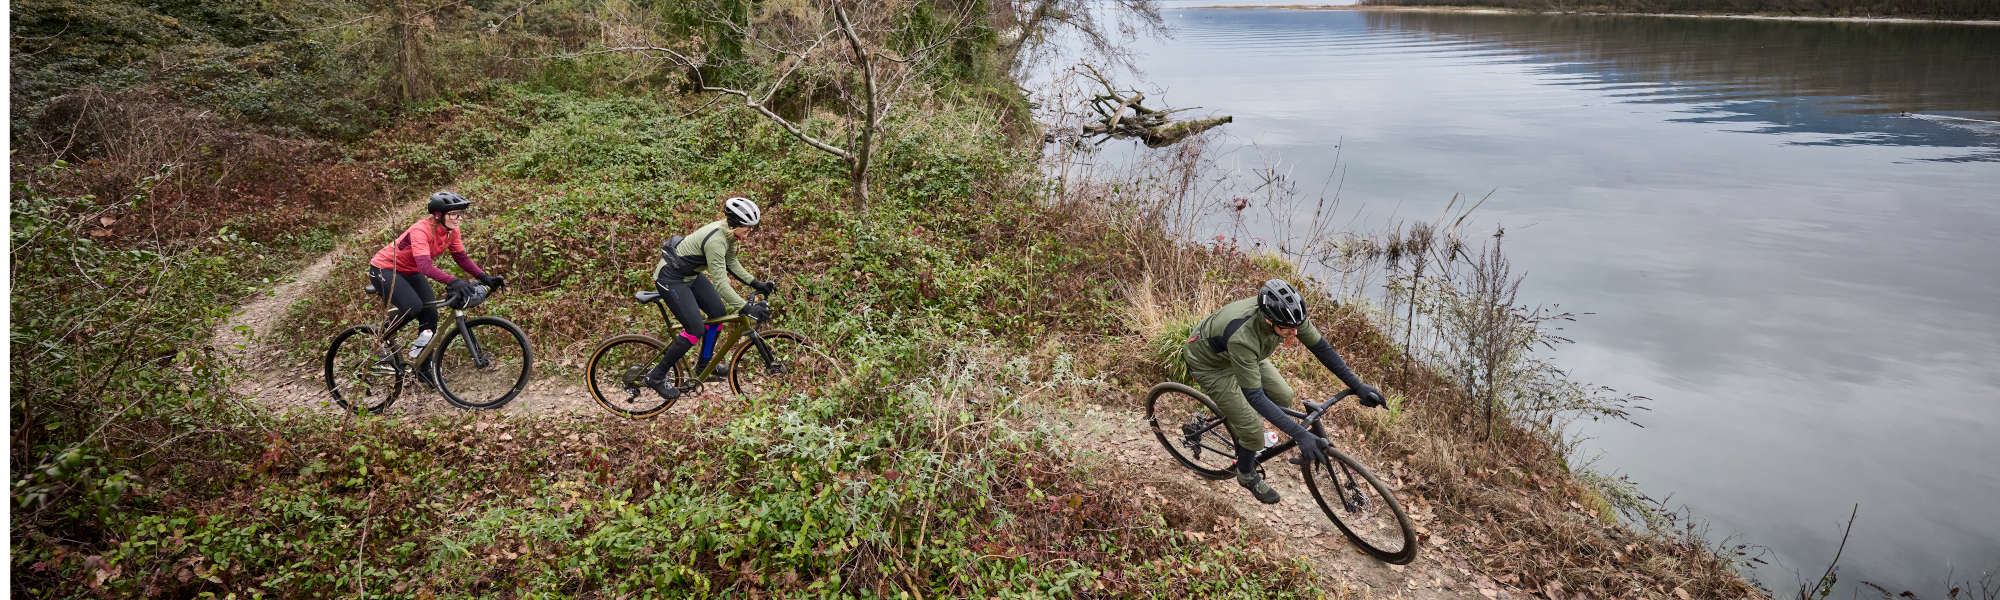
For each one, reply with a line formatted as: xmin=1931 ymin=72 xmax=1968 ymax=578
xmin=1257 ymin=279 xmax=1307 ymax=327
xmin=428 ymin=191 xmax=471 ymax=214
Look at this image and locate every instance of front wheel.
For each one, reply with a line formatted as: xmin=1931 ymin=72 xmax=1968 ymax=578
xmin=726 ymin=329 xmax=828 ymax=397
xmin=1146 ymin=382 xmax=1239 ymax=481
xmin=1303 ymin=446 xmax=1418 ymax=564
xmin=325 ymin=324 xmax=402 ymax=415
xmin=432 ymin=316 xmax=533 ymax=409
xmin=587 ymin=334 xmax=681 ymax=419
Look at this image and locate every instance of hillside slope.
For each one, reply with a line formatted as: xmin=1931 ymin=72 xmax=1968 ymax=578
xmin=11 ymin=1 xmax=1760 ymax=597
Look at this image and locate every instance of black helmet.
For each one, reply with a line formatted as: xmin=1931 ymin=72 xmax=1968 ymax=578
xmin=428 ymin=191 xmax=471 ymax=214
xmin=1257 ymin=279 xmax=1307 ymax=327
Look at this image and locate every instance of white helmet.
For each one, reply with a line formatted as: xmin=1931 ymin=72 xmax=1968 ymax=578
xmin=724 ymin=196 xmax=761 ymax=227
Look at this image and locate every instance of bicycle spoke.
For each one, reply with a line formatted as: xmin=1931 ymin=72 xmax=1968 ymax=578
xmin=728 ymin=330 xmax=828 ymax=398
xmin=1148 ymin=383 xmax=1239 ymax=479
xmin=435 ymin=319 xmax=529 ymax=409
xmin=589 ymin=336 xmax=676 ymax=418
xmin=1304 ymin=447 xmax=1417 ymax=564
xmin=325 ymin=326 xmax=399 ymax=414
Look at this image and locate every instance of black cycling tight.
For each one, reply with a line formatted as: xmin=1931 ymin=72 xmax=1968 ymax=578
xmin=369 ymin=266 xmax=438 ymax=336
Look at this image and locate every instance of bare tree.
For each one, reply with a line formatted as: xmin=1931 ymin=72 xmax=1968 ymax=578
xmin=567 ymin=1 xmax=983 ymax=206
xmin=992 ymin=0 xmax=1166 ymax=73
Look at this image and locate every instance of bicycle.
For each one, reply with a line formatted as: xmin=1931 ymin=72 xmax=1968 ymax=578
xmin=1146 ymin=382 xmax=1418 ymax=564
xmin=585 ymin=290 xmax=827 ymax=419
xmin=323 ymin=281 xmax=533 ymax=414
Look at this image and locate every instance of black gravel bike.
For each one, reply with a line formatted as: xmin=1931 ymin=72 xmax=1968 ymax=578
xmin=323 ymin=282 xmax=532 ymax=414
xmin=585 ymin=290 xmax=828 ymax=419
xmin=1147 ymin=382 xmax=1418 ymax=564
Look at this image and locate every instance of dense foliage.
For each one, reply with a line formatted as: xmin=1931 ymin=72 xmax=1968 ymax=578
xmin=9 ymin=1 xmax=1323 ymax=597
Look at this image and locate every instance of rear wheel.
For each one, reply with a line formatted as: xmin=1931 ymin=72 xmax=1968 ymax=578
xmin=1303 ymin=446 xmax=1418 ymax=564
xmin=433 ymin=316 xmax=533 ymax=409
xmin=1146 ymin=382 xmax=1239 ymax=481
xmin=726 ymin=329 xmax=828 ymax=397
xmin=325 ymin=325 xmax=401 ymax=415
xmin=587 ymin=334 xmax=682 ymax=419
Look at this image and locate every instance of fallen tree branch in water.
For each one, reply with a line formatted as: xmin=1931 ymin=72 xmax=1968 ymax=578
xmin=1072 ymin=64 xmax=1232 ymax=147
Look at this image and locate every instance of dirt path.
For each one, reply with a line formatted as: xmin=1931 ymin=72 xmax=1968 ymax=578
xmin=1052 ymin=403 xmax=1526 ymax=600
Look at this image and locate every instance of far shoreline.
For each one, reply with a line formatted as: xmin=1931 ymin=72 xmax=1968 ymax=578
xmin=1184 ymin=4 xmax=2000 ymax=26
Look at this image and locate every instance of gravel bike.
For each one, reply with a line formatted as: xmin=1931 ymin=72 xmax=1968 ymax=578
xmin=1147 ymin=382 xmax=1418 ymax=564
xmin=585 ymin=290 xmax=826 ymax=419
xmin=323 ymin=282 xmax=532 ymax=414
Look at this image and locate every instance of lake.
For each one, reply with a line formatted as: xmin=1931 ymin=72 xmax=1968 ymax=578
xmin=1063 ymin=4 xmax=2000 ymax=592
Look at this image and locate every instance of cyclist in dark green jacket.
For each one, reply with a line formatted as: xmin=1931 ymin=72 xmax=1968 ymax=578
xmin=1184 ymin=279 xmax=1387 ymax=504
xmin=639 ymin=196 xmax=777 ymax=399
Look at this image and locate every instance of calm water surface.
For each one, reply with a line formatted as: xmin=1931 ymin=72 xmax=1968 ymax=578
xmin=1086 ymin=7 xmax=2000 ymax=592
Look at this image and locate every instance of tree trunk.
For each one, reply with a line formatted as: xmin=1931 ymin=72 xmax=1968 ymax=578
xmin=837 ymin=6 xmax=875 ymax=206
xmin=1003 ymin=0 xmax=1058 ymax=70
xmin=388 ymin=0 xmax=431 ymax=104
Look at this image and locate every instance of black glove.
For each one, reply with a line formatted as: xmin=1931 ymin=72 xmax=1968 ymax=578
xmin=1355 ymin=384 xmax=1386 ymax=408
xmin=446 ymin=278 xmax=476 ymax=300
xmin=1297 ymin=434 xmax=1328 ymax=465
xmin=477 ymin=273 xmax=505 ymax=289
xmin=741 ymin=300 xmax=772 ymax=323
xmin=749 ymin=280 xmax=776 ymax=295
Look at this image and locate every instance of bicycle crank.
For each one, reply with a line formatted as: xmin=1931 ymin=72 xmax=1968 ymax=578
xmin=620 ymin=365 xmax=648 ymax=396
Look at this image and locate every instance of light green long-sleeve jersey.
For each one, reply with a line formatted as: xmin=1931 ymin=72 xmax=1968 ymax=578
xmin=655 ymin=220 xmax=757 ymax=311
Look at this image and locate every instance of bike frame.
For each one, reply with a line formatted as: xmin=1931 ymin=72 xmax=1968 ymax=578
xmin=1185 ymin=392 xmax=1353 ymax=469
xmin=641 ymin=290 xmax=778 ymax=381
xmin=376 ymin=294 xmax=488 ymax=377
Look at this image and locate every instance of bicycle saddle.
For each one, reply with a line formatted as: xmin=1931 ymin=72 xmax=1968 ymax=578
xmin=633 ymin=290 xmax=663 ymax=304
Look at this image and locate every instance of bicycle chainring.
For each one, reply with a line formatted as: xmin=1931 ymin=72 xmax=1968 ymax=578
xmin=620 ymin=366 xmax=648 ymax=395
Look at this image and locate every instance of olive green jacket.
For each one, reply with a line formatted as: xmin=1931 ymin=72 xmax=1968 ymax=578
xmin=1183 ymin=297 xmax=1324 ymax=390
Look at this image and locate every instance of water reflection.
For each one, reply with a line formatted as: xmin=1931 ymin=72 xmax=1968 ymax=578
xmin=1105 ymin=7 xmax=2000 ymax=592
xmin=1357 ymin=11 xmax=2000 ymax=161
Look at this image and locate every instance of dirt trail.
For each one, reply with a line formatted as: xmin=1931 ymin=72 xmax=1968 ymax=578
xmin=1054 ymin=403 xmax=1526 ymax=600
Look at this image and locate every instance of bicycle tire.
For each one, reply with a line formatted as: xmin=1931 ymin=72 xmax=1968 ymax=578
xmin=1146 ymin=382 xmax=1239 ymax=481
xmin=726 ymin=329 xmax=823 ymax=397
xmin=325 ymin=324 xmax=402 ymax=414
xmin=432 ymin=316 xmax=533 ymax=409
xmin=1302 ymin=446 xmax=1418 ymax=564
xmin=587 ymin=334 xmax=679 ymax=419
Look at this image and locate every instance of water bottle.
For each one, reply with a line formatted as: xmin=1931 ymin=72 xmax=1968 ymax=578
xmin=408 ymin=329 xmax=434 ymax=358
xmin=1264 ymin=431 xmax=1280 ymax=449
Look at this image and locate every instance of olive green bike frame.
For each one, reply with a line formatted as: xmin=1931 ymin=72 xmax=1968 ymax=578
xmin=640 ymin=294 xmax=774 ymax=383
